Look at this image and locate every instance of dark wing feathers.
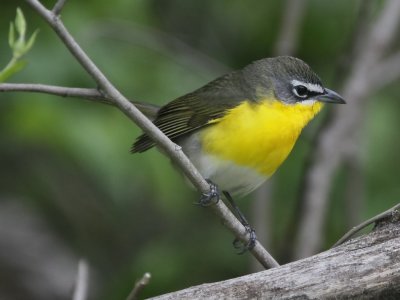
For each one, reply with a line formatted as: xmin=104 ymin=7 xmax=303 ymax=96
xmin=131 ymin=71 xmax=250 ymax=153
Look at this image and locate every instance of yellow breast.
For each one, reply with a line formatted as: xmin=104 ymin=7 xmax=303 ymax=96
xmin=200 ymin=98 xmax=323 ymax=177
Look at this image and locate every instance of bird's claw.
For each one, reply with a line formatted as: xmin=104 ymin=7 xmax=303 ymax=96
xmin=233 ymin=225 xmax=257 ymax=254
xmin=196 ymin=180 xmax=220 ymax=207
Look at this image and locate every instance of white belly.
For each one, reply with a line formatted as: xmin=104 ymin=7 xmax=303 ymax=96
xmin=178 ymin=133 xmax=268 ymax=196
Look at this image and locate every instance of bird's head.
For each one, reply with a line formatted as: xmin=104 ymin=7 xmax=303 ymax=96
xmin=243 ymin=56 xmax=345 ymax=106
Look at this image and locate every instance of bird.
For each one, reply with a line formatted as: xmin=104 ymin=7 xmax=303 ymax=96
xmin=131 ymin=56 xmax=345 ymax=250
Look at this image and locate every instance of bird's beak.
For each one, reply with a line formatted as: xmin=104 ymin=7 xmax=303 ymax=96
xmin=318 ymin=88 xmax=346 ymax=104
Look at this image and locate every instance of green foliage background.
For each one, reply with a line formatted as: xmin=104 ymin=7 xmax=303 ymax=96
xmin=0 ymin=0 xmax=399 ymax=299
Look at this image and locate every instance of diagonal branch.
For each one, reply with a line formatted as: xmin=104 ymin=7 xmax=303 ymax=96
xmin=23 ymin=0 xmax=278 ymax=269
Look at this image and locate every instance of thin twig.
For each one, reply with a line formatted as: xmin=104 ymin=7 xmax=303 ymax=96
xmin=333 ymin=203 xmax=400 ymax=247
xmin=0 ymin=83 xmax=160 ymax=119
xmin=23 ymin=0 xmax=278 ymax=269
xmin=52 ymin=0 xmax=68 ymax=15
xmin=126 ymin=272 xmax=151 ymax=300
xmin=72 ymin=259 xmax=89 ymax=300
xmin=0 ymin=83 xmax=106 ymax=100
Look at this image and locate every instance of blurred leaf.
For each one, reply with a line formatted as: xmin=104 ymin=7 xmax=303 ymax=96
xmin=15 ymin=8 xmax=26 ymax=39
xmin=8 ymin=22 xmax=15 ymax=48
xmin=23 ymin=29 xmax=39 ymax=54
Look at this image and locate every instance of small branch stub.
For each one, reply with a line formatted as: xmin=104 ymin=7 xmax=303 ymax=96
xmin=52 ymin=0 xmax=68 ymax=15
xmin=126 ymin=272 xmax=152 ymax=300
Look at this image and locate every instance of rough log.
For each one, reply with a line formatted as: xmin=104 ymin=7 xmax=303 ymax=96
xmin=152 ymin=219 xmax=400 ymax=299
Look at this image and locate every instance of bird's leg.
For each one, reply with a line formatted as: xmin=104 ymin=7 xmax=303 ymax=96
xmin=223 ymin=191 xmax=257 ymax=253
xmin=196 ymin=179 xmax=220 ymax=206
xmin=195 ymin=182 xmax=256 ymax=253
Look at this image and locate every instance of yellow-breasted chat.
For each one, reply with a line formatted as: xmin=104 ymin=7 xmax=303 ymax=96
xmin=131 ymin=56 xmax=345 ymax=250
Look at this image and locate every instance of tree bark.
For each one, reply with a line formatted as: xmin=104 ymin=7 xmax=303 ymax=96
xmin=151 ymin=219 xmax=400 ymax=299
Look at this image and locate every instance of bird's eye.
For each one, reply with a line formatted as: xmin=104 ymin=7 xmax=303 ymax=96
xmin=293 ymin=85 xmax=308 ymax=98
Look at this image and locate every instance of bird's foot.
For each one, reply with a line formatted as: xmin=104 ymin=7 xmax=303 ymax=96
xmin=222 ymin=191 xmax=258 ymax=253
xmin=233 ymin=225 xmax=257 ymax=254
xmin=196 ymin=179 xmax=220 ymax=207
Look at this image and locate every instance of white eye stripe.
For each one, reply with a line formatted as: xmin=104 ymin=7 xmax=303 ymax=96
xmin=291 ymin=79 xmax=324 ymax=94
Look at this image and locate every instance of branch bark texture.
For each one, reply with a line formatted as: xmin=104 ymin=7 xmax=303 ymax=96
xmin=152 ymin=220 xmax=400 ymax=299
